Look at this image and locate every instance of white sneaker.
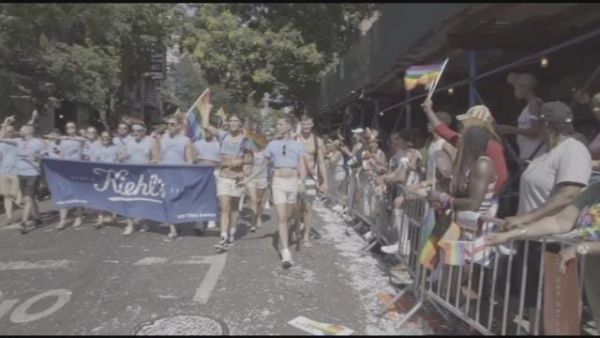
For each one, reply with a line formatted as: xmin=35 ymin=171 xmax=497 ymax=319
xmin=207 ymin=221 xmax=216 ymax=229
xmin=363 ymin=231 xmax=374 ymax=241
xmin=264 ymin=200 xmax=271 ymax=210
xmin=381 ymin=242 xmax=399 ymax=254
xmin=281 ymin=248 xmax=293 ymax=269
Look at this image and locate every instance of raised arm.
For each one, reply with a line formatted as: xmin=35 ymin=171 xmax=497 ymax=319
xmin=422 ymin=99 xmax=460 ymax=146
xmin=0 ymin=116 xmax=15 ymax=139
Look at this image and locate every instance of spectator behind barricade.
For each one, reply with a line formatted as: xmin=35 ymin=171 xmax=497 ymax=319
xmin=421 ymin=111 xmax=455 ymax=194
xmin=486 ymin=181 xmax=600 ymax=330
xmin=422 ymin=98 xmax=508 ymax=195
xmin=496 ymin=73 xmax=547 ymax=161
xmin=346 ymin=128 xmax=365 ymax=169
xmin=500 ymin=101 xmax=591 ymax=324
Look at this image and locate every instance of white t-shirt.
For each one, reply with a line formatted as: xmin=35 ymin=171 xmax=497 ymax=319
xmin=518 ymin=137 xmax=592 ymax=213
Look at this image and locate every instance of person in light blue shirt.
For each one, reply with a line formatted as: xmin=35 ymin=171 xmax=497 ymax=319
xmin=118 ymin=122 xmax=159 ymax=236
xmin=192 ymin=128 xmax=221 ymax=234
xmin=0 ymin=113 xmax=44 ymax=233
xmin=82 ymin=126 xmax=101 ymax=161
xmin=55 ymin=121 xmax=86 ymax=230
xmin=0 ymin=123 xmax=21 ymax=225
xmin=158 ymin=114 xmax=193 ymax=240
xmin=113 ymin=122 xmax=133 ymax=152
xmin=240 ymin=116 xmax=307 ymax=269
xmin=94 ymin=131 xmax=120 ymax=163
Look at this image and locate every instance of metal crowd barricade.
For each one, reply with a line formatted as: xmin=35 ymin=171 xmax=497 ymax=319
xmin=322 ymin=159 xmax=596 ymax=336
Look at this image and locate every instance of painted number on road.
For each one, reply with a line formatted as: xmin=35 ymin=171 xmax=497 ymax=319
xmin=0 ymin=289 xmax=72 ymax=324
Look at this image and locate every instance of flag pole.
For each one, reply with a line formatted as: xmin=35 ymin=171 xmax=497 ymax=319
xmin=426 ymin=58 xmax=450 ymax=101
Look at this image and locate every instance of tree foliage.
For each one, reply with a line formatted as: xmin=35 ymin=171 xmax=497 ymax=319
xmin=0 ymin=4 xmax=177 ymax=116
xmin=181 ymin=3 xmax=379 ymax=106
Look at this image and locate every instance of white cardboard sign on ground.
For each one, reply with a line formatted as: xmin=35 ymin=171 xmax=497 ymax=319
xmin=288 ymin=316 xmax=354 ymax=336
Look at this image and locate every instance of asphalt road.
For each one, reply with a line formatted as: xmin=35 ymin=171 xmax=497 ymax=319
xmin=0 ymin=199 xmax=434 ymax=335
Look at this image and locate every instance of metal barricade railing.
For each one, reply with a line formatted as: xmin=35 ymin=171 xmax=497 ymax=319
xmin=322 ymin=159 xmax=597 ymax=336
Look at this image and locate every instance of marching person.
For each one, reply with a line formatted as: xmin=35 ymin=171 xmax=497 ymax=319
xmin=0 ymin=119 xmax=21 ymax=226
xmin=192 ymin=128 xmax=221 ymax=233
xmin=54 ymin=121 xmax=86 ymax=230
xmin=158 ymin=114 xmax=194 ymax=240
xmin=0 ymin=112 xmax=45 ymax=234
xmin=294 ymin=115 xmax=328 ymax=248
xmin=113 ymin=121 xmax=133 ymax=151
xmin=118 ymin=121 xmax=160 ymax=236
xmin=240 ymin=116 xmax=307 ymax=269
xmin=201 ymin=111 xmax=254 ymax=251
xmin=245 ymin=123 xmax=269 ymax=233
xmin=82 ymin=126 xmax=101 ymax=161
xmin=91 ymin=131 xmax=120 ymax=228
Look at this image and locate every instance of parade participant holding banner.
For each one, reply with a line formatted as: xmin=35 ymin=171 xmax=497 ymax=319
xmin=240 ymin=116 xmax=307 ymax=269
xmin=0 ymin=119 xmax=21 ymax=226
xmin=202 ymin=111 xmax=255 ymax=251
xmin=91 ymin=131 xmax=120 ymax=228
xmin=158 ymin=114 xmax=194 ymax=240
xmin=113 ymin=121 xmax=133 ymax=151
xmin=192 ymin=128 xmax=221 ymax=233
xmin=0 ymin=112 xmax=44 ymax=234
xmin=55 ymin=121 xmax=86 ymax=230
xmin=295 ymin=115 xmax=328 ymax=248
xmin=82 ymin=126 xmax=101 ymax=161
xmin=118 ymin=121 xmax=160 ymax=236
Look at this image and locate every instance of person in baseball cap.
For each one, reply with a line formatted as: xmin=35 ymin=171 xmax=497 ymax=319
xmin=455 ymin=104 xmax=501 ymax=142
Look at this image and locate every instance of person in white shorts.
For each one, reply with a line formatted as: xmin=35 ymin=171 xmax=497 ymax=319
xmin=240 ymin=116 xmax=307 ymax=269
xmin=244 ymin=121 xmax=269 ymax=233
xmin=201 ymin=110 xmax=255 ymax=251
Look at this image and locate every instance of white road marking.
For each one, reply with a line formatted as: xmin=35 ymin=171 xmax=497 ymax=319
xmin=9 ymin=289 xmax=72 ymax=324
xmin=132 ymin=257 xmax=169 ymax=266
xmin=0 ymin=260 xmax=73 ymax=270
xmin=193 ymin=253 xmax=227 ymax=304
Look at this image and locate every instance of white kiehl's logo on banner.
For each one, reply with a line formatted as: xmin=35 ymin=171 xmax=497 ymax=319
xmin=92 ymin=168 xmax=166 ymax=204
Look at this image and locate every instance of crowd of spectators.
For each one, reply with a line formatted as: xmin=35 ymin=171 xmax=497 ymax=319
xmin=320 ymin=73 xmax=600 ymax=330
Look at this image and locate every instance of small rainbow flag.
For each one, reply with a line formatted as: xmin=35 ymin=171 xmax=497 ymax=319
xmin=404 ymin=62 xmax=446 ymax=91
xmin=185 ymin=89 xmax=211 ymax=141
xmin=439 ymin=240 xmax=470 ymax=266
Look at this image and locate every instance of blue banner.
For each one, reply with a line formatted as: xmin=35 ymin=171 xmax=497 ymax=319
xmin=42 ymin=159 xmax=218 ymax=224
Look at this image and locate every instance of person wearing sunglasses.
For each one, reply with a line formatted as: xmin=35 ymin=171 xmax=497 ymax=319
xmin=201 ymin=109 xmax=255 ymax=251
xmin=118 ymin=122 xmax=160 ymax=235
xmin=239 ymin=116 xmax=307 ymax=269
xmin=157 ymin=114 xmax=194 ymax=240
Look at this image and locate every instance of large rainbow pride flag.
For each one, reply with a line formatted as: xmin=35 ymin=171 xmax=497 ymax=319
xmin=403 ymin=62 xmax=446 ymax=91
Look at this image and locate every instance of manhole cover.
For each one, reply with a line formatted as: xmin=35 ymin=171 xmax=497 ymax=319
xmin=133 ymin=315 xmax=229 ymax=335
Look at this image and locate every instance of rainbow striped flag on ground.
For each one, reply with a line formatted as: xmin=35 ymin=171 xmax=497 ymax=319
xmin=185 ymin=89 xmax=211 ymax=141
xmin=404 ymin=61 xmax=446 ymax=91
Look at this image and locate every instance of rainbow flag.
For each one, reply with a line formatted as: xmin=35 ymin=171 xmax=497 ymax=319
xmin=404 ymin=62 xmax=445 ymax=91
xmin=185 ymin=89 xmax=211 ymax=141
xmin=439 ymin=240 xmax=470 ymax=266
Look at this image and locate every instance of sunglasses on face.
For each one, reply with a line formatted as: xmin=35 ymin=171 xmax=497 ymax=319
xmin=132 ymin=129 xmax=144 ymax=133
xmin=167 ymin=122 xmax=177 ymax=126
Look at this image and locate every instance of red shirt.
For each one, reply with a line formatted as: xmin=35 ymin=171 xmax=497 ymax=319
xmin=434 ymin=123 xmax=508 ymax=195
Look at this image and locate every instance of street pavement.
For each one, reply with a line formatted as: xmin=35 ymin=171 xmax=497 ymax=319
xmin=0 ymin=198 xmax=436 ymax=335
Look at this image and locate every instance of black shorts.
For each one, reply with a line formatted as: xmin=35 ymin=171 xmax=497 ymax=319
xmin=18 ymin=175 xmax=40 ymax=198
